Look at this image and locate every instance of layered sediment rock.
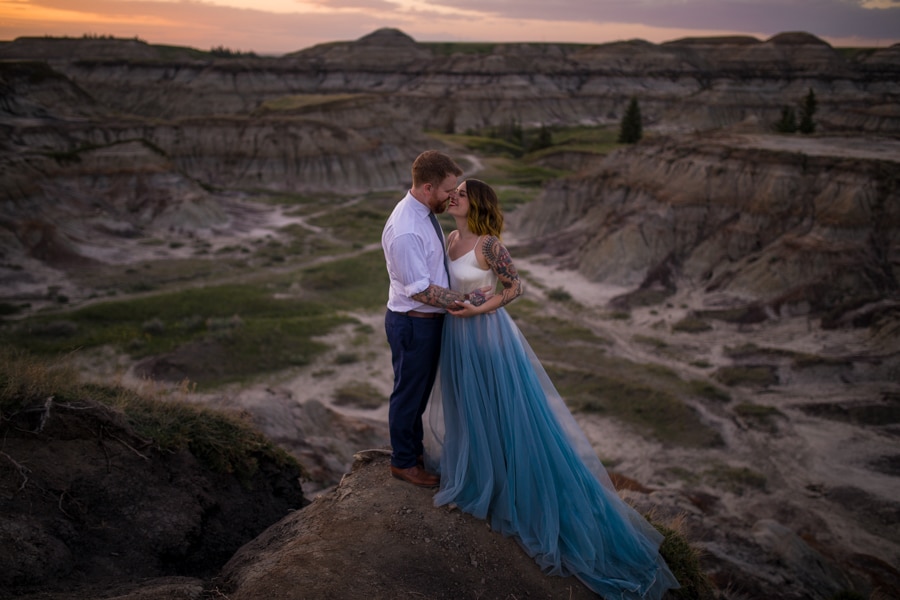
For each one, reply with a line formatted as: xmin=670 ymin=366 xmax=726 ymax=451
xmin=2 ymin=29 xmax=897 ymax=133
xmin=511 ymin=133 xmax=900 ymax=320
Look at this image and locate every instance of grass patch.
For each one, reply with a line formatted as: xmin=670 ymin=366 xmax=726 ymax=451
xmin=334 ymin=352 xmax=359 ymax=365
xmin=633 ymin=334 xmax=669 ymax=349
xmin=734 ymin=402 xmax=783 ymax=419
xmin=1 ymin=250 xmax=389 ymax=387
xmin=257 ymin=93 xmax=369 ymax=112
xmin=672 ymin=315 xmax=713 ymax=333
xmin=713 ymin=365 xmax=778 ymax=387
xmin=602 ymin=310 xmax=631 ymax=321
xmin=252 ymin=224 xmax=345 ymax=262
xmin=545 ymin=124 xmax=622 ymax=154
xmin=703 ymin=464 xmax=767 ymax=495
xmin=725 ymin=343 xmax=852 ymax=370
xmin=1 ymin=283 xmax=334 ymax=356
xmin=612 ymin=288 xmax=673 ymax=309
xmin=734 ymin=402 xmax=783 ymax=431
xmin=71 ymin=257 xmax=237 ymax=293
xmin=791 ymin=353 xmax=853 ymax=369
xmin=0 ymin=349 xmax=298 ymax=482
xmin=294 ymin=249 xmax=389 ymax=311
xmin=666 ymin=467 xmax=701 ymax=485
xmin=309 ymin=196 xmax=396 ymax=247
xmin=548 ymin=367 xmax=722 ymax=448
xmin=499 ymin=162 xmax=566 ymax=186
xmin=723 ymin=343 xmax=792 ymax=360
xmin=519 ymin=314 xmax=610 ymax=347
xmin=333 ymin=381 xmax=384 ymax=409
xmin=546 ymin=287 xmax=573 ymax=302
xmin=688 ymin=379 xmax=731 ymax=403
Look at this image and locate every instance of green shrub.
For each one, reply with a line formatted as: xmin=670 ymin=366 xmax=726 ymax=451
xmin=704 ymin=464 xmax=767 ymax=495
xmin=714 ymin=366 xmax=778 ymax=387
xmin=672 ymin=316 xmax=712 ymax=333
xmin=688 ymin=380 xmax=730 ymax=402
xmin=655 ymin=518 xmax=717 ymax=599
xmin=547 ymin=287 xmax=572 ymax=302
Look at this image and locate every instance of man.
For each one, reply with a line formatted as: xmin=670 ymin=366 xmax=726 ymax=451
xmin=381 ymin=150 xmax=485 ymax=487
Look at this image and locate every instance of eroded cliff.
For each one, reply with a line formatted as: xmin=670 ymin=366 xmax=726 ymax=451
xmin=2 ymin=29 xmax=897 ymax=134
xmin=512 ymin=133 xmax=900 ymax=329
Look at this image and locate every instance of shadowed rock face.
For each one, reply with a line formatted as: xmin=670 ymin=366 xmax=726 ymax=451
xmin=0 ymin=395 xmax=306 ymax=598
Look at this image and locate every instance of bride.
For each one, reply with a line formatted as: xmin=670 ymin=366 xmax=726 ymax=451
xmin=426 ymin=178 xmax=679 ymax=599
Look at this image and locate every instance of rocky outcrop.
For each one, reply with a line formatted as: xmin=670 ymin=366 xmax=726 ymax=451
xmin=511 ymin=132 xmax=900 ymax=322
xmin=217 ymin=450 xmax=604 ymax=600
xmin=0 ymin=395 xmax=306 ymax=599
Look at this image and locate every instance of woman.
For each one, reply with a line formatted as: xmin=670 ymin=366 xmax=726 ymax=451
xmin=426 ymin=179 xmax=679 ymax=599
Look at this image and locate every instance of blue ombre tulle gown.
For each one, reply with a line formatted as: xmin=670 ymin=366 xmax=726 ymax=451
xmin=425 ymin=243 xmax=679 ymax=599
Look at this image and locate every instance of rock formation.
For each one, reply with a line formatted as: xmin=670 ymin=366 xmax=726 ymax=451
xmin=511 ymin=132 xmax=900 ymax=331
xmin=0 ymin=393 xmax=306 ymax=599
xmin=2 ymin=28 xmax=896 ymax=133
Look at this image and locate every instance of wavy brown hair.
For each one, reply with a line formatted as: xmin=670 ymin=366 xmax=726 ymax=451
xmin=463 ymin=179 xmax=504 ymax=239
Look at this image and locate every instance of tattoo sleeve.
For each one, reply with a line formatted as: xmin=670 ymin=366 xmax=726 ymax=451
xmin=482 ymin=236 xmax=524 ymax=307
xmin=411 ymin=285 xmax=466 ymax=309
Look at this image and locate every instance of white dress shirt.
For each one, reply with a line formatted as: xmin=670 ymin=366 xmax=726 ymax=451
xmin=382 ymin=191 xmax=448 ymax=313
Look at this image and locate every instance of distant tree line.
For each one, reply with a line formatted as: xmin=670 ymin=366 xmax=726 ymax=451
xmin=80 ymin=34 xmax=146 ymax=42
xmin=210 ymin=45 xmax=258 ymax=58
xmin=775 ymin=88 xmax=818 ymax=134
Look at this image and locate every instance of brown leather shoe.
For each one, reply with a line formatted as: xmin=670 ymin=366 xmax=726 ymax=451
xmin=390 ymin=465 xmax=439 ymax=488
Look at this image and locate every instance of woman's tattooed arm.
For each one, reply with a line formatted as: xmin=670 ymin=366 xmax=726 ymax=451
xmin=482 ymin=236 xmax=523 ymax=308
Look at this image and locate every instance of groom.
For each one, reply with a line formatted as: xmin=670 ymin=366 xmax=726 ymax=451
xmin=381 ymin=150 xmax=476 ymax=487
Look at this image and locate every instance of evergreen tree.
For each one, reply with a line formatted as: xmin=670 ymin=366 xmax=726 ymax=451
xmin=618 ymin=97 xmax=643 ymax=144
xmin=528 ymin=124 xmax=553 ymax=152
xmin=798 ymin=88 xmax=818 ymax=134
xmin=774 ymin=106 xmax=798 ymax=133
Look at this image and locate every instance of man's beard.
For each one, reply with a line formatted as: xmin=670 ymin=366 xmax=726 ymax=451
xmin=433 ymin=200 xmax=448 ymax=215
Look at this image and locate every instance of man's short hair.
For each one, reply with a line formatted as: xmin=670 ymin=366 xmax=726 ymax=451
xmin=411 ymin=150 xmax=463 ymax=188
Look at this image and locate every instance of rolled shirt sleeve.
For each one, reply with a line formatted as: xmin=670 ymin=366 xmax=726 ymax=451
xmin=386 ymin=232 xmax=432 ymax=298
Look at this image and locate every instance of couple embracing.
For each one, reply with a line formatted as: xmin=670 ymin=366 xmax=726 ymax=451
xmin=381 ymin=150 xmax=679 ymax=599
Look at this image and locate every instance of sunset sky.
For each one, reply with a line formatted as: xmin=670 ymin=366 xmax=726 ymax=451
xmin=1 ymin=0 xmax=898 ymax=55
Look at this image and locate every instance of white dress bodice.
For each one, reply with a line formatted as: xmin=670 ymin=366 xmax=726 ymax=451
xmin=448 ymin=243 xmax=496 ymax=295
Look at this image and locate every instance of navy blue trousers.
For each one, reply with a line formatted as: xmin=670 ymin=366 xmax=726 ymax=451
xmin=384 ymin=309 xmax=444 ymax=469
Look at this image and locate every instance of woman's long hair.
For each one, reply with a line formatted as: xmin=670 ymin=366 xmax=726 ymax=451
xmin=464 ymin=179 xmax=504 ymax=239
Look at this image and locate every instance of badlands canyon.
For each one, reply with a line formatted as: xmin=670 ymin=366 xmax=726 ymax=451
xmin=1 ymin=28 xmax=898 ymax=600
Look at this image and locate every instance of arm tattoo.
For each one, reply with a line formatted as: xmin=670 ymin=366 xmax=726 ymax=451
xmin=411 ymin=285 xmax=466 ymax=309
xmin=482 ymin=236 xmax=523 ymax=307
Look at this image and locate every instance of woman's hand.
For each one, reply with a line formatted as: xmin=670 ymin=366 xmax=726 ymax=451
xmin=447 ymin=285 xmax=494 ymax=318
